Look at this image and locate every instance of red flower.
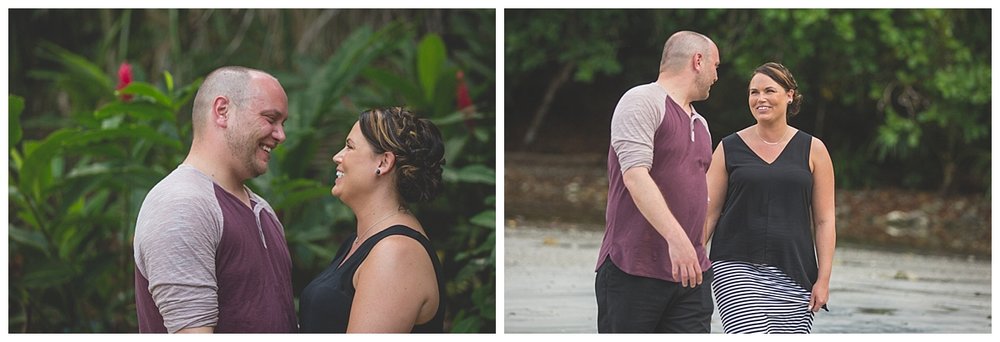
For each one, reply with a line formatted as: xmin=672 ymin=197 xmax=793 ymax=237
xmin=116 ymin=62 xmax=133 ymax=101
xmin=456 ymin=70 xmax=476 ymax=131
xmin=456 ymin=70 xmax=472 ymax=110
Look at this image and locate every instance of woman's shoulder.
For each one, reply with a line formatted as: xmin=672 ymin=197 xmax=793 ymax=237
xmin=790 ymin=128 xmax=826 ymax=150
xmin=379 ymin=224 xmax=430 ymax=243
xmin=369 ymin=225 xmax=433 ymax=259
xmin=359 ymin=226 xmax=438 ymax=282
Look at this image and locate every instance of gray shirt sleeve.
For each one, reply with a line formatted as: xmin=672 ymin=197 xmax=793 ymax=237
xmin=611 ymin=84 xmax=665 ymax=173
xmin=134 ymin=166 xmax=223 ymax=333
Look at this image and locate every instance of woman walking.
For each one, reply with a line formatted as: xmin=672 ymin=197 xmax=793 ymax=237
xmin=704 ymin=62 xmax=836 ymax=333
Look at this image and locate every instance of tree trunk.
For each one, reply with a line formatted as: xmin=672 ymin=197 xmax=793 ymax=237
xmin=940 ymin=159 xmax=956 ymax=196
xmin=939 ymin=126 xmax=958 ymax=195
xmin=522 ymin=62 xmax=575 ymax=148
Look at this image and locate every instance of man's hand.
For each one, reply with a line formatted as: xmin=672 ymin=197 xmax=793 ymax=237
xmin=666 ymin=235 xmax=702 ymax=288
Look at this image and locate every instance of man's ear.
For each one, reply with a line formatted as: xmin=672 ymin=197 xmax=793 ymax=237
xmin=692 ymin=52 xmax=704 ymax=72
xmin=213 ymin=96 xmax=230 ymax=128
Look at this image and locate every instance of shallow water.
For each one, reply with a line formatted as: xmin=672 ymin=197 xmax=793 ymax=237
xmin=503 ymin=226 xmax=992 ymax=333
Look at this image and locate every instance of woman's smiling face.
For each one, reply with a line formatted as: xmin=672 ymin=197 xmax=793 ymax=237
xmin=331 ymin=121 xmax=382 ymax=201
xmin=748 ymin=72 xmax=793 ymax=122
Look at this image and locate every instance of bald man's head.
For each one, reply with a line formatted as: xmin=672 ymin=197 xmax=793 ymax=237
xmin=191 ymin=66 xmax=269 ymax=135
xmin=658 ymin=31 xmax=715 ymax=73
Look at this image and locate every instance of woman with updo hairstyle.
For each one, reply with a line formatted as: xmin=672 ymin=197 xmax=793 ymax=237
xmin=703 ymin=62 xmax=837 ymax=333
xmin=299 ymin=107 xmax=446 ymax=333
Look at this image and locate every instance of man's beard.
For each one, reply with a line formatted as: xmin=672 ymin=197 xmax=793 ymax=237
xmin=225 ymin=118 xmax=267 ymax=178
xmin=694 ymin=74 xmax=714 ymax=101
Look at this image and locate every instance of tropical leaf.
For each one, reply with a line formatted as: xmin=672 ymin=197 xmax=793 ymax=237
xmin=8 ymin=225 xmax=52 ymax=257
xmin=94 ymin=101 xmax=176 ymax=122
xmin=9 ymin=95 xmax=24 ymax=146
xmin=417 ymin=33 xmax=447 ymax=101
xmin=117 ymin=82 xmax=173 ymax=107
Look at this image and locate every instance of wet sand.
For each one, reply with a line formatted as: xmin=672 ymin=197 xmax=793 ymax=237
xmin=503 ymin=226 xmax=992 ymax=333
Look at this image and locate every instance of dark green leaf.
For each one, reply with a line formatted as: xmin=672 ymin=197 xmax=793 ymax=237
xmin=417 ymin=34 xmax=447 ymax=101
xmin=18 ymin=129 xmax=78 ymax=199
xmin=19 ymin=262 xmax=76 ymax=288
xmin=449 ymin=164 xmax=496 ymax=185
xmin=449 ymin=315 xmax=482 ymax=333
xmin=470 ymin=210 xmax=495 ymax=228
xmin=362 ymin=68 xmax=424 ymax=107
xmin=9 ymin=95 xmax=24 ymax=146
xmin=119 ymin=82 xmax=173 ymax=107
xmin=94 ymin=101 xmax=176 ymax=122
xmin=8 ymin=225 xmax=52 ymax=257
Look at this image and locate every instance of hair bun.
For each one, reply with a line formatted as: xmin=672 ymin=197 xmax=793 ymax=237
xmin=359 ymin=107 xmax=446 ymax=203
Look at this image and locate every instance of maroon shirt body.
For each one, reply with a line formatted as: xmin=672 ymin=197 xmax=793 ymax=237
xmin=598 ymin=94 xmax=713 ymax=282
xmin=134 ymin=166 xmax=296 ymax=333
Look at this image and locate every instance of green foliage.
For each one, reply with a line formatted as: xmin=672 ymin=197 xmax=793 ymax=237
xmin=505 ymin=9 xmax=625 ymax=86
xmin=860 ymin=10 xmax=990 ymax=193
xmin=725 ymin=9 xmax=990 ymax=194
xmin=9 ymin=96 xmax=24 ymax=146
xmin=505 ymin=9 xmax=989 ymax=194
xmin=344 ymin=26 xmax=497 ymax=332
xmin=9 ymin=52 xmax=195 ymax=332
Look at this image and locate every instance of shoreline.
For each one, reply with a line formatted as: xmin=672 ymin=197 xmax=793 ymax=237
xmin=503 ymin=225 xmax=992 ymax=333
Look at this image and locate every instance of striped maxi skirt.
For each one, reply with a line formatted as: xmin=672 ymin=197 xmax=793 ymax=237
xmin=711 ymin=260 xmax=815 ymax=333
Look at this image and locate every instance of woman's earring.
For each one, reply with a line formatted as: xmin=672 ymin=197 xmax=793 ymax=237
xmin=375 ymin=168 xmax=381 ymax=176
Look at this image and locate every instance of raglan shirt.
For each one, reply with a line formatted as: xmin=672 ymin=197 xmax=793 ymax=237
xmin=597 ymin=82 xmax=713 ymax=282
xmin=133 ymin=164 xmax=297 ymax=333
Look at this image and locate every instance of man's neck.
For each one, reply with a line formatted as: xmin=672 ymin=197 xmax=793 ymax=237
xmin=183 ymin=153 xmax=250 ymax=207
xmin=654 ymin=77 xmax=693 ymax=115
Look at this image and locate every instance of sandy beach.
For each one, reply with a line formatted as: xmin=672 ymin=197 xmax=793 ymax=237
xmin=503 ymin=225 xmax=992 ymax=333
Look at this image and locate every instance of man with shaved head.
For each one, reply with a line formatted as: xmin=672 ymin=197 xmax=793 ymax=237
xmin=134 ymin=66 xmax=296 ymax=333
xmin=596 ymin=31 xmax=721 ymax=333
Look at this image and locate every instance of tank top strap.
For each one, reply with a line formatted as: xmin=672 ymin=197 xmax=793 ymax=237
xmin=786 ymin=130 xmax=813 ymax=169
xmin=720 ymin=132 xmax=742 ymax=151
xmin=353 ymin=225 xmax=436 ymax=264
xmin=351 ymin=225 xmax=443 ymax=288
xmin=720 ymin=133 xmax=747 ymax=171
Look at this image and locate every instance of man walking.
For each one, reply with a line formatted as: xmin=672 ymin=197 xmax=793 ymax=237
xmin=596 ymin=31 xmax=721 ymax=333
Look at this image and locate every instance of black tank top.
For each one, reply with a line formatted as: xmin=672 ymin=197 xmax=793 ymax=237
xmin=709 ymin=130 xmax=818 ymax=292
xmin=299 ymin=225 xmax=445 ymax=333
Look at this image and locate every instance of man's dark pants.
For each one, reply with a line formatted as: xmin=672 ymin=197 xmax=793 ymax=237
xmin=595 ymin=258 xmax=714 ymax=333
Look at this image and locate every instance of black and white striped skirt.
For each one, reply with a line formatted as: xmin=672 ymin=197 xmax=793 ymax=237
xmin=711 ymin=260 xmax=815 ymax=333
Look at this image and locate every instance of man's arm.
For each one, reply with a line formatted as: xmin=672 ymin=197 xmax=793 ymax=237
xmin=176 ymin=327 xmax=214 ymax=333
xmin=622 ymin=167 xmax=702 ymax=288
xmin=134 ymin=181 xmax=223 ymax=333
xmin=610 ymin=87 xmax=702 ymax=287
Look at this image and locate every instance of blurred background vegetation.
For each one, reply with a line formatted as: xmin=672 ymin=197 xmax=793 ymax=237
xmin=8 ymin=9 xmax=495 ymax=333
xmin=505 ymin=9 xmax=990 ymax=256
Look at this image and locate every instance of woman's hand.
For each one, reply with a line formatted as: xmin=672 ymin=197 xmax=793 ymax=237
xmin=809 ymin=281 xmax=829 ymax=312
